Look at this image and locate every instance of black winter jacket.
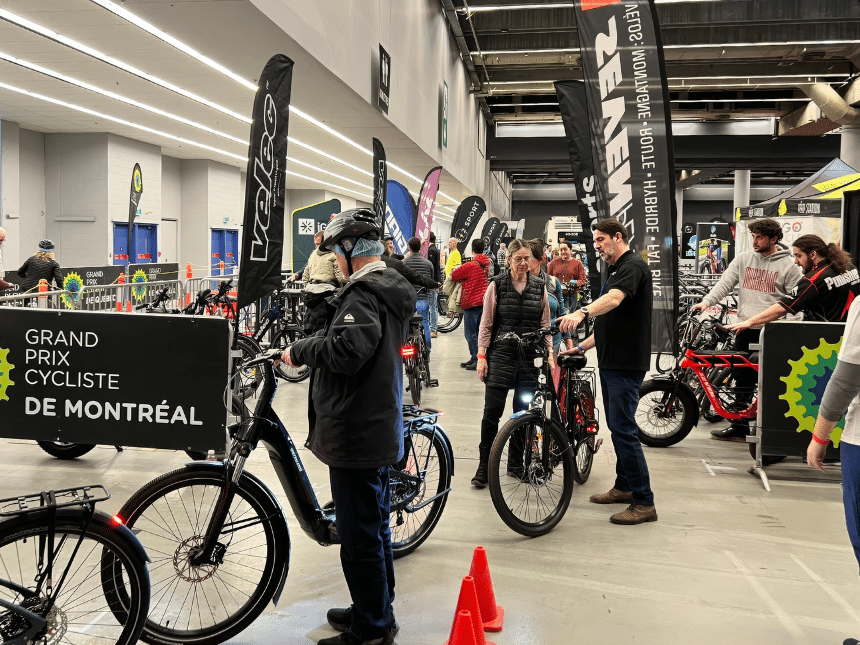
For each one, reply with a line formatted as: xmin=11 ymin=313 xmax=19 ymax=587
xmin=18 ymin=256 xmax=63 ymax=292
xmin=380 ymin=254 xmax=438 ymax=289
xmin=290 ymin=265 xmax=417 ymax=469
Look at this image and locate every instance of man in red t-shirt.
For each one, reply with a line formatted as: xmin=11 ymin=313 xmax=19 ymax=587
xmin=547 ymin=240 xmax=587 ymax=311
xmin=451 ymin=238 xmax=491 ymax=369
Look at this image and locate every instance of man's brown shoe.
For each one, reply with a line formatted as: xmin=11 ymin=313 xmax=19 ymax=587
xmin=588 ymin=488 xmax=633 ymax=504
xmin=609 ymin=504 xmax=658 ymax=525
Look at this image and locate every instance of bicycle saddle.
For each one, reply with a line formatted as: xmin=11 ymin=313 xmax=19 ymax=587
xmin=558 ymin=354 xmax=588 ymax=370
xmin=410 ymin=313 xmax=424 ymax=324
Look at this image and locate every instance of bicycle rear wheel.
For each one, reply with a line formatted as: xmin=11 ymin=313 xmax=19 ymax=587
xmin=572 ymin=383 xmax=596 ymax=485
xmin=488 ymin=415 xmax=574 ymax=537
xmin=235 ymin=335 xmax=263 ymax=399
xmin=117 ymin=466 xmax=289 ymax=645
xmin=0 ymin=509 xmax=150 ymax=645
xmin=271 ymin=327 xmax=310 ymax=383
xmin=390 ymin=427 xmax=451 ymax=558
xmin=407 ymin=360 xmax=422 ymax=406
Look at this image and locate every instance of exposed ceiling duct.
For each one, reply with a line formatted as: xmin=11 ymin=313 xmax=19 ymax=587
xmin=778 ymin=81 xmax=860 ymax=136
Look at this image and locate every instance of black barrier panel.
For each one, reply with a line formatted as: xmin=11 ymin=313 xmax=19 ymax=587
xmin=760 ymin=320 xmax=845 ymax=458
xmin=0 ymin=308 xmax=229 ymax=451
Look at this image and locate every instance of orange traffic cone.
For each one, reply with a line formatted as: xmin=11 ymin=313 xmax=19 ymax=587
xmin=444 ymin=577 xmax=495 ymax=645
xmin=185 ymin=261 xmax=193 ymax=279
xmin=126 ymin=301 xmax=132 ymax=313
xmin=116 ymin=300 xmax=122 ymax=312
xmin=445 ymin=610 xmax=479 ymax=645
xmin=468 ymin=546 xmax=504 ymax=632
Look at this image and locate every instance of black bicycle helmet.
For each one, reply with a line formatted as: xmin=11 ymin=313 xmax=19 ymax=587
xmin=320 ymin=208 xmax=382 ymax=273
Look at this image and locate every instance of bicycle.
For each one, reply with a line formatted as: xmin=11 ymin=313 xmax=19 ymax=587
xmin=115 ymin=349 xmax=454 ymax=645
xmin=135 ymin=286 xmax=181 ymax=314
xmin=635 ymin=323 xmax=758 ymax=447
xmin=240 ymin=289 xmax=310 ymax=386
xmin=487 ymin=326 xmax=601 ymax=537
xmin=0 ymin=484 xmax=150 ymax=645
xmin=436 ymin=292 xmax=462 ymax=333
xmin=403 ymin=308 xmax=438 ymax=407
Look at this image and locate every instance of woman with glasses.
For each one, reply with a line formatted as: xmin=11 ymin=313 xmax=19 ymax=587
xmin=527 ymin=238 xmax=574 ymax=356
xmin=471 ymin=238 xmax=555 ymax=488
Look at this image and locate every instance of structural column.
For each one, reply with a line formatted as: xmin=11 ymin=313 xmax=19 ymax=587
xmin=841 ymin=124 xmax=860 ymax=173
xmin=733 ymin=169 xmax=751 ymax=213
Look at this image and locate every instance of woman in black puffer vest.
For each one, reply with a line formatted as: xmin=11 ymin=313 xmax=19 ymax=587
xmin=472 ymin=238 xmax=554 ymax=487
xmin=18 ymin=239 xmax=63 ymax=294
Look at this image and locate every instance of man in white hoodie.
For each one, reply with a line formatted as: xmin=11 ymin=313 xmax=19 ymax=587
xmin=692 ymin=218 xmax=802 ymax=440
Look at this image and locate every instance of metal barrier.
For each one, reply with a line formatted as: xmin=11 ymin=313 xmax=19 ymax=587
xmin=78 ymin=279 xmax=185 ymax=312
xmin=0 ymin=289 xmax=77 ymax=310
xmin=184 ymin=272 xmax=239 ymax=303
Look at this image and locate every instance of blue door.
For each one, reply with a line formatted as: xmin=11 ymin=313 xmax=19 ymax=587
xmin=225 ymin=230 xmax=239 ymax=273
xmin=211 ymin=229 xmax=225 ymax=275
xmin=113 ymin=223 xmax=130 ymax=266
xmin=134 ymin=224 xmax=157 ymax=263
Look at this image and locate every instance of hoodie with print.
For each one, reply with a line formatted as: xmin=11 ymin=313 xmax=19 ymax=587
xmin=701 ymin=246 xmax=802 ymax=326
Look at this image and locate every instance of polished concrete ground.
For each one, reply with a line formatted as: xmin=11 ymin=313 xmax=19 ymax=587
xmin=1 ymin=329 xmax=856 ymax=645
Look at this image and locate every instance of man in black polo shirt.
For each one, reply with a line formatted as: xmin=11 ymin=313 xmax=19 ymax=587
xmin=727 ymin=233 xmax=860 ymax=332
xmin=557 ymin=218 xmax=656 ymax=525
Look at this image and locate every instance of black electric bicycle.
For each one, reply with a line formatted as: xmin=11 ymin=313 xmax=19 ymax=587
xmin=115 ymin=350 xmax=454 ymax=645
xmin=0 ymin=485 xmax=150 ymax=645
xmin=403 ymin=308 xmax=438 ymax=407
xmin=487 ymin=326 xmax=601 ymax=537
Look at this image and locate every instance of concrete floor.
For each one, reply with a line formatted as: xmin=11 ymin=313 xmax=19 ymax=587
xmin=1 ymin=329 xmax=857 ymax=645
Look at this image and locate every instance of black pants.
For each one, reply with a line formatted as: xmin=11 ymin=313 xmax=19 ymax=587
xmin=479 ymin=372 xmax=535 ymax=450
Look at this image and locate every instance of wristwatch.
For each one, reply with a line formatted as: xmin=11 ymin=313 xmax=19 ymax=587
xmin=580 ymin=307 xmax=589 ymax=317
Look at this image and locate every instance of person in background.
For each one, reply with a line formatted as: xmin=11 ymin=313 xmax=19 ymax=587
xmin=692 ymin=218 xmax=802 ymax=441
xmin=301 ymin=230 xmax=348 ymax=334
xmin=472 ymin=239 xmax=554 ymax=488
xmin=383 ymin=235 xmax=403 ymax=261
xmin=288 ymin=229 xmax=323 ymax=283
xmin=558 ymin=218 xmax=656 ymax=525
xmin=18 ymin=239 xmax=62 ymax=293
xmin=806 ymin=297 xmax=860 ymax=643
xmin=0 ymin=227 xmax=11 ymax=290
xmin=445 ymin=237 xmax=461 ymax=277
xmin=496 ymin=243 xmax=507 ymax=277
xmin=527 ymin=239 xmax=573 ymax=355
xmin=450 ymin=238 xmax=491 ymax=370
xmin=282 ymin=209 xmax=414 ymax=645
xmin=726 ymin=233 xmax=860 ymax=331
xmin=547 ymin=240 xmax=587 ymax=312
xmin=426 ymin=232 xmax=441 ymax=338
xmin=403 ymin=237 xmax=434 ymax=353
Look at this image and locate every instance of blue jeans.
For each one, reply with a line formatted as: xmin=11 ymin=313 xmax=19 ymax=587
xmin=599 ymin=369 xmax=654 ymax=506
xmin=415 ymin=298 xmax=431 ymax=350
xmin=429 ymin=290 xmax=438 ymax=332
xmin=329 ymin=466 xmax=395 ymax=640
xmin=564 ymin=291 xmax=578 ymax=312
xmin=842 ymin=442 xmax=860 ymax=573
xmin=463 ymin=306 xmax=483 ymax=362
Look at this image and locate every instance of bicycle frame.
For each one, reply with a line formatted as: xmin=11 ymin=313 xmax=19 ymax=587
xmin=679 ymin=349 xmax=758 ymax=421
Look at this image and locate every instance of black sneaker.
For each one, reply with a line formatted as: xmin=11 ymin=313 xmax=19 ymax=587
xmin=460 ymin=360 xmax=475 ymax=368
xmin=326 ymin=607 xmax=399 ymax=638
xmin=317 ymin=629 xmax=394 ymax=645
xmin=464 ymin=362 xmax=477 ymax=371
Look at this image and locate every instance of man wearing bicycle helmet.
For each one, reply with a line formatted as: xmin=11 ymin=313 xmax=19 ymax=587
xmin=281 ymin=208 xmax=415 ymax=645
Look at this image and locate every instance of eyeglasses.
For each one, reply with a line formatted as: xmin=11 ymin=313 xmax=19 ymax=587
xmin=511 ymin=255 xmax=531 ymax=264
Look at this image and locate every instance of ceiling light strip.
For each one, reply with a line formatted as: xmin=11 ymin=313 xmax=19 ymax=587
xmin=286 ymin=157 xmax=370 ymax=189
xmin=88 ymin=0 xmax=257 ymax=91
xmin=0 ymin=80 xmax=246 ymax=161
xmin=285 ymin=170 xmax=372 ymax=200
xmin=0 ymin=8 xmax=252 ymax=123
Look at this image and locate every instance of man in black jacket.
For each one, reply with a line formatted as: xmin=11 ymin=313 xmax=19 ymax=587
xmin=283 ymin=209 xmax=415 ymax=645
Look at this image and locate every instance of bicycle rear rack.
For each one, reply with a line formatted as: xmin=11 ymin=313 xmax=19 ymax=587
xmin=0 ymin=485 xmax=110 ymax=517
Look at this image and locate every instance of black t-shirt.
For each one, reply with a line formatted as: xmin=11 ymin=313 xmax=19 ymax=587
xmin=778 ymin=261 xmax=860 ymax=322
xmin=594 ymin=250 xmax=652 ymax=371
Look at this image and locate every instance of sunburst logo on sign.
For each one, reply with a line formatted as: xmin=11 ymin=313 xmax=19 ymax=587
xmin=61 ymin=271 xmax=83 ymax=309
xmin=131 ymin=269 xmax=148 ymax=301
xmin=0 ymin=347 xmax=15 ymax=402
xmin=133 ymin=168 xmax=142 ymax=192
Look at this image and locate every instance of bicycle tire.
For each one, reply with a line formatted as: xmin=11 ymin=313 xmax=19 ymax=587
xmin=36 ymin=441 xmax=97 ymax=459
xmin=408 ymin=360 xmax=422 ymax=406
xmin=270 ymin=327 xmax=311 ymax=383
xmin=488 ymin=415 xmax=574 ymax=537
xmin=654 ymin=352 xmax=675 ymax=374
xmin=0 ymin=508 xmax=150 ymax=645
xmin=436 ymin=296 xmax=462 ymax=333
xmin=390 ymin=427 xmax=451 ymax=558
xmin=117 ymin=465 xmax=289 ymax=645
xmin=234 ymin=335 xmax=263 ymax=400
xmin=635 ymin=380 xmax=697 ymax=447
xmin=572 ymin=383 xmax=596 ymax=485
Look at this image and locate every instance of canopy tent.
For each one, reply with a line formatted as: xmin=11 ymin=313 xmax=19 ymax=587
xmin=736 ymin=158 xmax=860 ymax=220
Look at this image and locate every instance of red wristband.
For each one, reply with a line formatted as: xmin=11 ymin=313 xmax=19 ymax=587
xmin=812 ymin=434 xmax=829 ymax=445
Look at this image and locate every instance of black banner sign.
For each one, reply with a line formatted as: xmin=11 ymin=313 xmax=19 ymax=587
xmin=378 ymin=45 xmax=391 ymax=114
xmin=554 ymin=80 xmax=604 ymax=298
xmin=237 ymin=54 xmax=293 ymax=311
xmin=127 ymin=163 xmax=143 ymax=261
xmin=372 ymin=138 xmax=387 ymax=233
xmin=491 ymin=223 xmax=509 ymax=259
xmin=480 ymin=217 xmax=502 ymax=255
xmin=573 ymin=0 xmax=678 ymax=351
xmin=451 ymin=196 xmax=487 ymax=256
xmin=0 ymin=309 xmax=230 ymax=450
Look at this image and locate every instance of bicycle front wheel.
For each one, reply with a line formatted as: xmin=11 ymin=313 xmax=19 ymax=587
xmin=390 ymin=427 xmax=451 ymax=558
xmin=635 ymin=380 xmax=697 ymax=447
xmin=271 ymin=328 xmax=310 ymax=383
xmin=117 ymin=466 xmax=290 ymax=645
xmin=235 ymin=335 xmax=263 ymax=399
xmin=488 ymin=415 xmax=574 ymax=537
xmin=0 ymin=509 xmax=150 ymax=645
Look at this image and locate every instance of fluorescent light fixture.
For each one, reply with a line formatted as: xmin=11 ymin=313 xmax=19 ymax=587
xmin=88 ymin=0 xmax=257 ymax=92
xmin=285 ymin=170 xmax=372 ymax=200
xmin=287 ymin=137 xmax=373 ymax=177
xmin=286 ymin=157 xmax=371 ymax=190
xmin=0 ymin=50 xmax=247 ymax=145
xmin=0 ymin=8 xmax=251 ymax=123
xmin=0 ymin=80 xmax=246 ymax=161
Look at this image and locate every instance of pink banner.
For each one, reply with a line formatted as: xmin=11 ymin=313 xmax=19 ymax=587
xmin=414 ymin=166 xmax=442 ymax=258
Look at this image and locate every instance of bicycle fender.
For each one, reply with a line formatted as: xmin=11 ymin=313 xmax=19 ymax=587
xmin=179 ymin=462 xmax=292 ymax=606
xmin=641 ymin=377 xmax=699 ymax=427
xmin=430 ymin=423 xmax=455 ymax=477
xmin=91 ymin=510 xmax=152 ymax=564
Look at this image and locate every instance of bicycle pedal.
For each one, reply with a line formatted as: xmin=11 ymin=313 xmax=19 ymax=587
xmin=428 ymin=379 xmax=439 ymax=387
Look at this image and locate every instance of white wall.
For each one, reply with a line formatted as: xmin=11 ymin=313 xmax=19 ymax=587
xmin=180 ymin=159 xmax=210 ymax=273
xmin=19 ymin=129 xmax=46 ymax=261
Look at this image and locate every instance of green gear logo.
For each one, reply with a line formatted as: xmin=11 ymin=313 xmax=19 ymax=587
xmin=0 ymin=347 xmax=15 ymax=402
xmin=131 ymin=269 xmax=148 ymax=301
xmin=61 ymin=271 xmax=83 ymax=309
xmin=779 ymin=338 xmax=846 ymax=446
